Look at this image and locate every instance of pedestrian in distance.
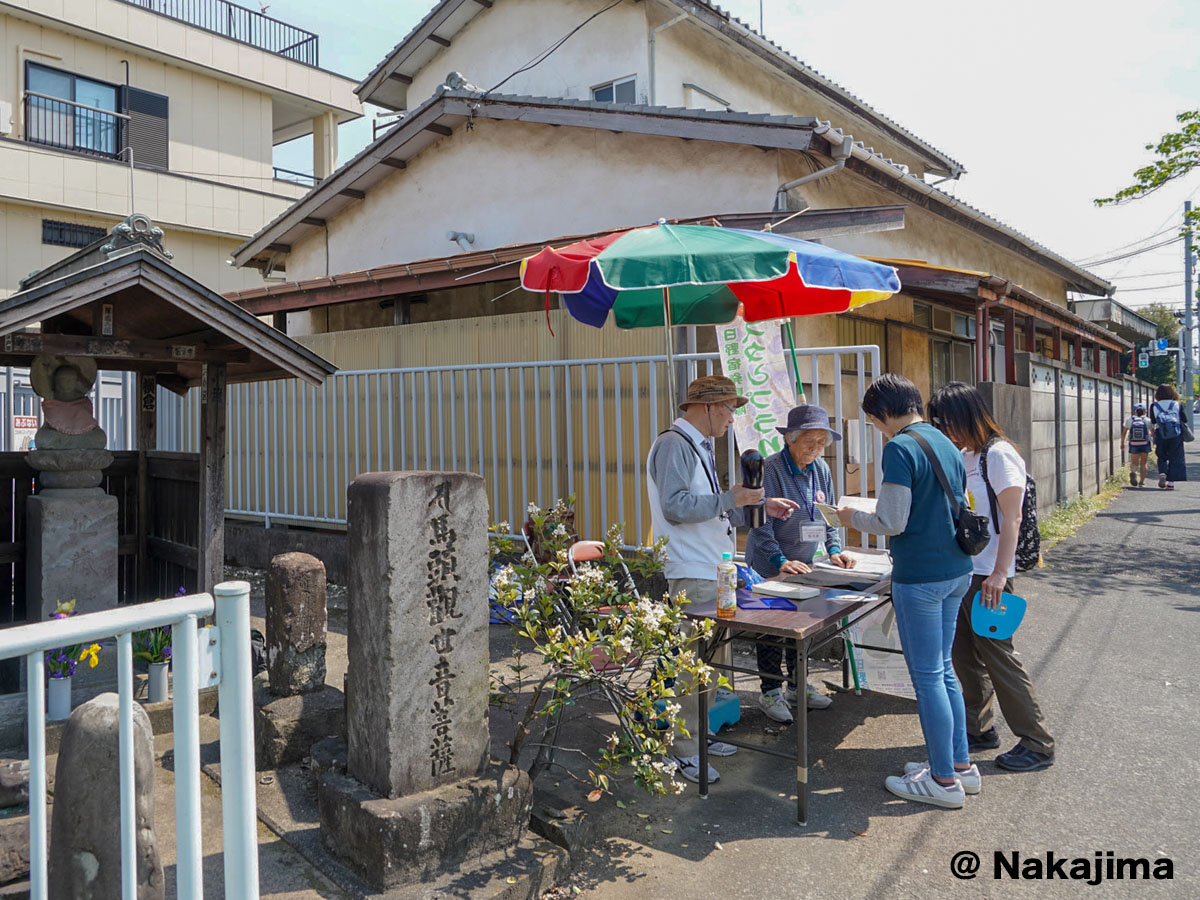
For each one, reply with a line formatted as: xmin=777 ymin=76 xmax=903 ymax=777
xmin=645 ymin=375 xmax=800 ymax=785
xmin=1150 ymin=384 xmax=1188 ymax=489
xmin=1122 ymin=403 xmax=1153 ymax=487
xmin=745 ymin=405 xmax=857 ymax=723
xmin=928 ymin=382 xmax=1055 ymax=775
xmin=837 ymin=374 xmax=975 ymax=809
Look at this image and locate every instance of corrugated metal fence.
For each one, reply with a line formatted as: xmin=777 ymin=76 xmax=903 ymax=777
xmin=158 ymin=348 xmax=886 ymax=544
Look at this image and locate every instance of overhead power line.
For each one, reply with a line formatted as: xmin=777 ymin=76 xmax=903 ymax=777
xmin=1115 ymin=283 xmax=1184 ymax=292
xmin=1075 ymin=225 xmax=1180 ymax=264
xmin=1083 ymin=236 xmax=1183 ymax=267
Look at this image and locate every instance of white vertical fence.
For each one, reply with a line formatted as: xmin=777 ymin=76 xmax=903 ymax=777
xmin=157 ymin=347 xmax=886 ymax=546
xmin=2 ymin=367 xmax=136 ymax=452
xmin=0 ymin=581 xmax=259 ymax=900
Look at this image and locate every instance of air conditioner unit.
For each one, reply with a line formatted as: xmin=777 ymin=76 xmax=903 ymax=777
xmin=0 ymin=101 xmax=12 ymax=136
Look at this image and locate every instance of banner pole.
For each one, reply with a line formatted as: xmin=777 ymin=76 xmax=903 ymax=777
xmin=783 ymin=319 xmax=806 ymax=403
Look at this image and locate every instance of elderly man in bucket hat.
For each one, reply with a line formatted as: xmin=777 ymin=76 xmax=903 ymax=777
xmin=745 ymin=405 xmax=858 ymax=723
xmin=646 ymin=375 xmax=800 ymax=785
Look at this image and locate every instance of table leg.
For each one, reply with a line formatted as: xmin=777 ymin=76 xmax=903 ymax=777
xmin=698 ymin=630 xmax=711 ymax=801
xmin=796 ymin=635 xmax=808 ymax=825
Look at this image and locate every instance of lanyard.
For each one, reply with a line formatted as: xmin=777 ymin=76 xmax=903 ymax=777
xmin=788 ymin=463 xmax=818 ymax=522
xmin=671 ymin=427 xmax=722 ymax=495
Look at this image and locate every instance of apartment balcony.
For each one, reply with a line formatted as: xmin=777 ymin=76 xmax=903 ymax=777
xmin=23 ymin=93 xmax=126 ymax=161
xmin=116 ymin=0 xmax=319 ymax=67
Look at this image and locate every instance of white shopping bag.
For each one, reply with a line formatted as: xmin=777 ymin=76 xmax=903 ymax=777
xmin=846 ymin=604 xmax=915 ymax=701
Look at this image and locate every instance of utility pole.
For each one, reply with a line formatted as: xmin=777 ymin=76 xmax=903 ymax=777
xmin=1184 ymin=201 xmax=1194 ymax=402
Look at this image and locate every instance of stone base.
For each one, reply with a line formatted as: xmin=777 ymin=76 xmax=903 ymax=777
xmin=308 ymin=735 xmax=347 ymax=787
xmin=318 ymin=763 xmax=534 ymax=891
xmin=253 ymin=673 xmax=344 ymax=771
xmin=26 ymin=490 xmax=118 ymax=620
xmin=0 ymin=812 xmax=32 ymax=885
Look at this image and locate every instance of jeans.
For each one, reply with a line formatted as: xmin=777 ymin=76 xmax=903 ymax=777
xmin=891 ymin=573 xmax=973 ymax=780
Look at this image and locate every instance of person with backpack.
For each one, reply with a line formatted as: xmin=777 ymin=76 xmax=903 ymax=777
xmin=1150 ymin=384 xmax=1189 ymax=489
xmin=837 ymin=374 xmax=975 ymax=809
xmin=927 ymin=382 xmax=1055 ymax=775
xmin=1121 ymin=403 xmax=1153 ymax=487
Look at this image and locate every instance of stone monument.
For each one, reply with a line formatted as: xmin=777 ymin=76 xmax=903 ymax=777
xmin=48 ymin=694 xmax=164 ymax=900
xmin=25 ymin=354 xmax=118 ymax=619
xmin=254 ymin=552 xmax=345 ymax=770
xmin=318 ymin=472 xmax=533 ymax=890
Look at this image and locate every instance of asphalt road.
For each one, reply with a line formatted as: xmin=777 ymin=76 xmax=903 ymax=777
xmin=565 ymin=444 xmax=1200 ymax=900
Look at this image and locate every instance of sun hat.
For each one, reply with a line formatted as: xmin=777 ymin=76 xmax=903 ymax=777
xmin=679 ymin=375 xmax=749 ymax=411
xmin=774 ymin=404 xmax=842 ymax=441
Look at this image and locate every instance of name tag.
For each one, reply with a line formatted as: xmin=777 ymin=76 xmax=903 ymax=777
xmin=801 ymin=524 xmax=825 ymax=543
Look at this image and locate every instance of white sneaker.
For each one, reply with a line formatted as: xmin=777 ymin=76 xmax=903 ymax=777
xmin=671 ymin=754 xmax=719 ymax=784
xmin=758 ymin=688 xmax=794 ymax=724
xmin=706 ymin=733 xmax=739 ymax=756
xmin=788 ymin=684 xmax=832 ymax=709
xmin=904 ymin=761 xmax=981 ymax=794
xmin=884 ymin=765 xmax=965 ymax=809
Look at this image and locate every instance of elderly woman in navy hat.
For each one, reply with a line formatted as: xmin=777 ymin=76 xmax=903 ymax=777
xmin=745 ymin=404 xmax=857 ymax=722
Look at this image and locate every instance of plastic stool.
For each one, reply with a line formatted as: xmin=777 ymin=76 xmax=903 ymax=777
xmin=707 ymin=688 xmax=741 ymax=733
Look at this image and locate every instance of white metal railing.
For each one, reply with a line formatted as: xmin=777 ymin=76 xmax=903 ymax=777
xmin=0 ymin=581 xmax=259 ymax=900
xmin=157 ymin=348 xmax=885 ymax=546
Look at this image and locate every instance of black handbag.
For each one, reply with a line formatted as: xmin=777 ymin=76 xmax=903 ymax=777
xmin=905 ymin=429 xmax=990 ymax=556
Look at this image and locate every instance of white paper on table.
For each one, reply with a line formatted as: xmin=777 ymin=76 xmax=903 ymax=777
xmin=812 ymin=549 xmax=892 ymax=579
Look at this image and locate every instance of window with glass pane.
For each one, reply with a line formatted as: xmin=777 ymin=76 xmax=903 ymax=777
xmin=25 ymin=63 xmax=119 ymax=158
xmin=592 ymin=77 xmax=635 ymax=103
xmin=952 ymin=341 xmax=974 ymax=384
xmin=74 ymin=78 xmax=118 ymax=155
xmin=913 ymin=302 xmax=932 ymax=329
xmin=930 ymin=338 xmax=951 ymax=391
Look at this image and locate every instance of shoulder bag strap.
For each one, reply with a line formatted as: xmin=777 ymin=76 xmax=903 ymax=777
xmin=978 ymin=439 xmax=1001 ymax=527
xmin=659 ymin=427 xmax=720 ymax=494
xmin=902 ymin=428 xmax=964 ymax=517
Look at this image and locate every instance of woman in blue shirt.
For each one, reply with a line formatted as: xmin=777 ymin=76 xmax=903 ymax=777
xmin=837 ymin=374 xmax=974 ymax=810
xmin=746 ymin=405 xmax=857 ymax=722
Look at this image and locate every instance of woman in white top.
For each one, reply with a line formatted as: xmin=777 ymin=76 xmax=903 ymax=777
xmin=927 ymin=382 xmax=1055 ymax=774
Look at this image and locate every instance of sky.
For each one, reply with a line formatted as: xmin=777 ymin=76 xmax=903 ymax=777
xmin=272 ymin=0 xmax=1200 ymax=312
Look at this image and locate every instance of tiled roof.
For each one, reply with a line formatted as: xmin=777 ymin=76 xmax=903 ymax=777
xmin=355 ymin=0 xmax=964 ymax=175
xmin=232 ymin=84 xmax=1111 ymax=297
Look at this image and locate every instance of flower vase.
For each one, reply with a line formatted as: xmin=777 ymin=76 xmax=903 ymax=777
xmin=47 ymin=676 xmax=72 ymax=721
xmin=148 ymin=661 xmax=170 ymax=703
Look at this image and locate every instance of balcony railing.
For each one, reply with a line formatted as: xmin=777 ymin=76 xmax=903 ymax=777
xmin=23 ymin=92 xmax=128 ymax=161
xmin=118 ymin=0 xmax=319 ymax=67
xmin=272 ymin=166 xmax=319 ymax=188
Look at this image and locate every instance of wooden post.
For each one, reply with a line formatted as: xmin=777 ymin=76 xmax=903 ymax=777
xmin=976 ymin=305 xmax=990 ymax=382
xmin=1092 ymin=342 xmax=1101 ymax=373
xmin=199 ymin=363 xmax=227 ymax=595
xmin=1024 ymin=315 xmax=1037 ymax=353
xmin=1074 ymin=336 xmax=1083 ymax=369
xmin=1003 ymin=306 xmax=1017 ymax=385
xmin=1052 ymin=326 xmax=1062 ymax=362
xmin=135 ymin=374 xmax=157 ymax=599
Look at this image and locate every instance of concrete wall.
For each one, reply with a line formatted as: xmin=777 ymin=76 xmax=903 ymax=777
xmin=0 ymin=198 xmax=267 ymax=297
xmin=2 ymin=0 xmax=360 ymax=123
xmin=985 ymin=352 xmax=1155 ymax=513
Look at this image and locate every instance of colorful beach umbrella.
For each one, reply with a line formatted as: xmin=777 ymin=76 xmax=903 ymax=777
xmin=519 ymin=222 xmax=901 ymax=401
xmin=519 ymin=223 xmax=901 ymax=329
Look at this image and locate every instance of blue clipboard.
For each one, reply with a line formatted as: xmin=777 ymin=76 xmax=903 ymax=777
xmin=971 ymin=591 xmax=1026 ymax=640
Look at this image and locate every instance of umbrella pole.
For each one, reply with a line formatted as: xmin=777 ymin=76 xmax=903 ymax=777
xmin=783 ymin=319 xmax=807 ymax=403
xmin=663 ymin=287 xmax=678 ymax=411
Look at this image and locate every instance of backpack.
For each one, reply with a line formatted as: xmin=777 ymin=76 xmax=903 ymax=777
xmin=1128 ymin=415 xmax=1150 ymax=444
xmin=1152 ymin=400 xmax=1182 ymax=440
xmin=978 ymin=441 xmax=1041 ymax=572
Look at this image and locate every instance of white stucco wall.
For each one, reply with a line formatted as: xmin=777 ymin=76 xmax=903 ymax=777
xmin=284 ymin=117 xmax=780 ymax=279
xmin=402 ymin=0 xmax=940 ymax=177
xmin=285 ymin=119 xmax=1068 ymax=304
xmin=408 ymin=0 xmax=652 ymax=109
